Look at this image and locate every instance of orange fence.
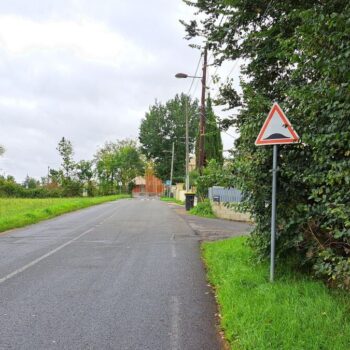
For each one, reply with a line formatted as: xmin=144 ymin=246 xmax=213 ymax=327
xmin=145 ymin=174 xmax=164 ymax=195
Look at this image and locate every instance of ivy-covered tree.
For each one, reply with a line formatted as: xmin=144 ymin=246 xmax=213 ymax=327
xmin=183 ymin=1 xmax=350 ymax=289
xmin=139 ymin=93 xmax=199 ymax=181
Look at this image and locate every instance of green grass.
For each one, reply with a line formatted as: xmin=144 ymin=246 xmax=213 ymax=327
xmin=0 ymin=195 xmax=130 ymax=233
xmin=202 ymin=236 xmax=350 ymax=350
xmin=160 ymin=196 xmax=184 ymax=205
xmin=189 ymin=199 xmax=216 ymax=218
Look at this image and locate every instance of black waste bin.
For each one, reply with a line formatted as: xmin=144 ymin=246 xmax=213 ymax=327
xmin=185 ymin=193 xmax=195 ymax=211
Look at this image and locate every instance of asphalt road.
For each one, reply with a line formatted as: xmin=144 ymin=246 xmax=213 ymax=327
xmin=0 ymin=198 xmax=223 ymax=350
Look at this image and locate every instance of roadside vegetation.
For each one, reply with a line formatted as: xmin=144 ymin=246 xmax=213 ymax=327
xmin=0 ymin=195 xmax=130 ymax=233
xmin=0 ymin=137 xmax=145 ymax=199
xmin=203 ymin=237 xmax=350 ymax=350
xmin=189 ymin=199 xmax=216 ymax=219
xmin=184 ymin=1 xmax=350 ymax=290
xmin=160 ymin=196 xmax=184 ymax=205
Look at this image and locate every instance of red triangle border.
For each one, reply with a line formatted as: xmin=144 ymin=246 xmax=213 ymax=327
xmin=255 ymin=103 xmax=300 ymax=146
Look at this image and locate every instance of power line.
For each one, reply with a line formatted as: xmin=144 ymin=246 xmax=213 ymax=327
xmin=191 ymin=73 xmax=201 ymax=97
xmin=262 ymin=0 xmax=275 ymax=20
xmin=187 ymin=53 xmax=202 ymax=95
xmin=210 ymin=0 xmax=276 ymax=101
xmin=224 ymin=131 xmax=236 ymax=139
xmin=189 ymin=11 xmax=230 ymax=98
xmin=206 ymin=12 xmax=229 ymax=89
xmin=205 ymin=12 xmax=227 ymax=78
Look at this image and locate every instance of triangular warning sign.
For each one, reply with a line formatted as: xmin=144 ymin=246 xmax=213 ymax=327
xmin=255 ymin=103 xmax=300 ymax=146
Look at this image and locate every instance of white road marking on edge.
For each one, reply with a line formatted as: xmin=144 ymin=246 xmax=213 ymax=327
xmin=0 ymin=228 xmax=94 ymax=284
xmin=170 ymin=296 xmax=180 ymax=350
xmin=172 ymin=245 xmax=177 ymax=258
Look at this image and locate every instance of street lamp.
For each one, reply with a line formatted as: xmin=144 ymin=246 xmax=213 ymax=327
xmin=175 ymin=73 xmax=202 ymax=79
xmin=174 ymin=75 xmax=192 ymax=193
xmin=175 ymin=48 xmax=208 ymax=189
xmin=163 ymin=143 xmax=175 ymax=197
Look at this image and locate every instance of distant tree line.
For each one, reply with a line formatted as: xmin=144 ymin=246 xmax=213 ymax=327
xmin=0 ymin=138 xmax=145 ymax=198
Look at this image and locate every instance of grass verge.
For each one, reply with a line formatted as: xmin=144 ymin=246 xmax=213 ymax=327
xmin=0 ymin=195 xmax=130 ymax=233
xmin=202 ymin=236 xmax=350 ymax=350
xmin=190 ymin=199 xmax=216 ymax=218
xmin=160 ymin=196 xmax=184 ymax=205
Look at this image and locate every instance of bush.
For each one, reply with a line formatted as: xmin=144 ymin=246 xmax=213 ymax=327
xmin=191 ymin=159 xmax=234 ymax=201
xmin=0 ymin=176 xmax=64 ymax=198
xmin=185 ymin=0 xmax=350 ymax=290
xmin=189 ymin=199 xmax=215 ymax=218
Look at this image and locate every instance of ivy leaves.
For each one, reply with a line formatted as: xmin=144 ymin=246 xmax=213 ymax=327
xmin=184 ymin=0 xmax=350 ymax=289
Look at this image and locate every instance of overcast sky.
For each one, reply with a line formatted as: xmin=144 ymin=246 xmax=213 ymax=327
xmin=0 ymin=0 xmax=240 ymax=182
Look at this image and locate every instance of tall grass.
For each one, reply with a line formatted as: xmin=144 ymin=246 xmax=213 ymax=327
xmin=0 ymin=195 xmax=130 ymax=232
xmin=160 ymin=196 xmax=184 ymax=205
xmin=202 ymin=236 xmax=350 ymax=349
xmin=190 ymin=199 xmax=216 ymax=218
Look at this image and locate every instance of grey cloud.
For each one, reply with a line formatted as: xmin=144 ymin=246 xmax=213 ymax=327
xmin=0 ymin=1 xmax=225 ymax=181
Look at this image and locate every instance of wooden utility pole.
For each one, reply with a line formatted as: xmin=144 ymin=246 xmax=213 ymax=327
xmin=185 ymin=101 xmax=190 ymax=192
xmin=170 ymin=142 xmax=174 ymax=187
xmin=199 ymin=47 xmax=208 ymax=171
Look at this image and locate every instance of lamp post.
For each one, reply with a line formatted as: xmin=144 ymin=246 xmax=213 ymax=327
xmin=163 ymin=142 xmax=175 ymax=197
xmin=174 ymin=76 xmax=193 ymax=192
xmin=175 ymin=47 xmax=208 ymax=177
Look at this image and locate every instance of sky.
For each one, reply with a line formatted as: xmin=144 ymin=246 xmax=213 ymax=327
xmin=0 ymin=0 xmax=240 ymax=182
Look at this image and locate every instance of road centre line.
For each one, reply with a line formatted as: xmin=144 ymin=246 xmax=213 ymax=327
xmin=170 ymin=295 xmax=180 ymax=350
xmin=0 ymin=201 xmax=125 ymax=284
xmin=0 ymin=227 xmax=94 ymax=285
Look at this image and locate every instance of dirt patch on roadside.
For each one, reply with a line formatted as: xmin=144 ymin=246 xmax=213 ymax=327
xmin=168 ymin=203 xmax=253 ymax=241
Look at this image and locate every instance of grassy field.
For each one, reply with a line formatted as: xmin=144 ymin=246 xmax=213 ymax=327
xmin=202 ymin=236 xmax=350 ymax=350
xmin=0 ymin=195 xmax=130 ymax=233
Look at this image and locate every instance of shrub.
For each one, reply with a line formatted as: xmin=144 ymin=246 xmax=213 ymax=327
xmin=190 ymin=199 xmax=215 ymax=218
xmin=184 ymin=1 xmax=350 ymax=289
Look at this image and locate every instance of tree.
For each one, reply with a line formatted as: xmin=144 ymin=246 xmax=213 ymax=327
xmin=95 ymin=142 xmax=119 ymax=195
xmin=23 ymin=175 xmax=39 ymax=189
xmin=95 ymin=139 xmax=144 ymax=194
xmin=56 ymin=137 xmax=81 ymax=196
xmin=139 ymin=93 xmax=199 ymax=181
xmin=57 ymin=137 xmax=75 ymax=179
xmin=0 ymin=145 xmax=5 ymax=156
xmin=76 ymin=160 xmax=95 ymax=196
xmin=183 ymin=1 xmax=350 ymax=289
xmin=49 ymin=168 xmax=63 ymax=187
xmin=115 ymin=140 xmax=145 ymax=192
xmin=195 ymin=95 xmax=223 ymax=166
xmin=191 ymin=159 xmax=233 ymax=201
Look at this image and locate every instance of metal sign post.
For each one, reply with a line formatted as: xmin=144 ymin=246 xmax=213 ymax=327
xmin=255 ymin=103 xmax=300 ymax=282
xmin=270 ymin=144 xmax=278 ymax=282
